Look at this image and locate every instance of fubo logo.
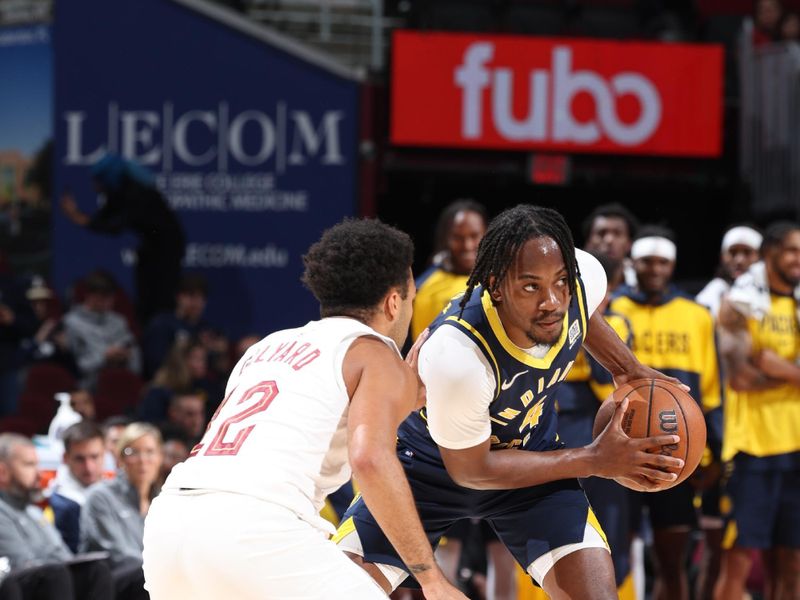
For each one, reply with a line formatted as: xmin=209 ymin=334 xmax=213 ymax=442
xmin=391 ymin=32 xmax=723 ymax=157
xmin=454 ymin=42 xmax=662 ymax=146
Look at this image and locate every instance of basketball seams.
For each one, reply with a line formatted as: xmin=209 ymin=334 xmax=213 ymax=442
xmin=645 ymin=380 xmax=654 ymax=439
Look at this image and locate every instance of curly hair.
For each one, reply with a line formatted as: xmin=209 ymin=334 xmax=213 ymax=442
xmin=302 ymin=219 xmax=414 ymax=319
xmin=460 ymin=204 xmax=578 ymax=313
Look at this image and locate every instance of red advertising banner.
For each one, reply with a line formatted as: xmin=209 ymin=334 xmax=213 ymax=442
xmin=391 ymin=31 xmax=723 ymax=157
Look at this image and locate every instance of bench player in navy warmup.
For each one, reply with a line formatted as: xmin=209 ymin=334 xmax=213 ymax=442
xmin=335 ymin=205 xmax=686 ymax=600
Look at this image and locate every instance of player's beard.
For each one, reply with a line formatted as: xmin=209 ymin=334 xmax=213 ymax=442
xmin=526 ymin=317 xmax=564 ymax=346
xmin=776 ymin=264 xmax=800 ymax=288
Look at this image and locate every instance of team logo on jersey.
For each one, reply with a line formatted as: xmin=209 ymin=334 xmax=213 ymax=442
xmin=500 ymin=369 xmax=529 ymax=391
xmin=568 ymin=320 xmax=581 ymax=348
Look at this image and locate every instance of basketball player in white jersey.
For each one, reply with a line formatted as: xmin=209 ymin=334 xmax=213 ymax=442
xmin=142 ymin=219 xmax=467 ymax=600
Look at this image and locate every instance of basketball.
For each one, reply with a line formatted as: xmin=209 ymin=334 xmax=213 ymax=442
xmin=592 ymin=378 xmax=707 ymax=490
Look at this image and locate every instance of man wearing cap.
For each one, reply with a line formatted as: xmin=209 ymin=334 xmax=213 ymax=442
xmin=692 ymin=225 xmax=761 ymax=600
xmin=20 ymin=278 xmax=78 ymax=377
xmin=697 ymin=226 xmax=763 ymax=318
xmin=610 ymin=226 xmax=723 ymax=600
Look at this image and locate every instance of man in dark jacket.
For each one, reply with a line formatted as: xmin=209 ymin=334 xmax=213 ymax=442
xmin=61 ymin=154 xmax=186 ymax=325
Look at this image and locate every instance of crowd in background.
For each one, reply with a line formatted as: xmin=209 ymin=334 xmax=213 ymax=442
xmin=0 ymin=263 xmax=248 ymax=598
xmin=752 ymin=0 xmax=800 ymax=45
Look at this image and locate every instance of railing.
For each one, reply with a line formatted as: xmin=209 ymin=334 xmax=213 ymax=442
xmin=0 ymin=0 xmax=50 ymax=25
xmin=245 ymin=0 xmax=402 ymax=72
xmin=739 ymin=19 xmax=800 ymax=218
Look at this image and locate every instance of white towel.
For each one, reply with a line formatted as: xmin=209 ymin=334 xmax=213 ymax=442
xmin=728 ymin=261 xmax=800 ymax=321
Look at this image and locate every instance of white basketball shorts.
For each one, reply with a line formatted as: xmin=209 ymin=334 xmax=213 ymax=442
xmin=143 ymin=489 xmax=387 ymax=599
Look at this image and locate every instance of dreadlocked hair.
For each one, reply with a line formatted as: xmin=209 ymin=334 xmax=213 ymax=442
xmin=459 ymin=204 xmax=579 ymax=313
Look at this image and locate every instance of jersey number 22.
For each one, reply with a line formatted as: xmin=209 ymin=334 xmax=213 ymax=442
xmin=190 ymin=381 xmax=279 ymax=457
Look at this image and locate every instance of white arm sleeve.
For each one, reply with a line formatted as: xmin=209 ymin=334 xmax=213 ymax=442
xmin=418 ymin=326 xmax=495 ymax=450
xmin=576 ymin=249 xmax=608 ymax=317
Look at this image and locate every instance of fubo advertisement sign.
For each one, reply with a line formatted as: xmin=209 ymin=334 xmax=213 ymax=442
xmin=392 ymin=31 xmax=723 ymax=157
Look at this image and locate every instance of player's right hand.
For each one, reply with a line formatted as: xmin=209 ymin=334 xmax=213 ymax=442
xmin=590 ymin=397 xmax=684 ymax=485
xmin=420 ymin=576 xmax=469 ymax=600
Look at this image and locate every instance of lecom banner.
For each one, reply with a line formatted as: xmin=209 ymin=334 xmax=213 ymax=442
xmin=391 ymin=31 xmax=723 ymax=157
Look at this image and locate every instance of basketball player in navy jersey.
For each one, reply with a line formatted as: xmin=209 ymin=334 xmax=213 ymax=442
xmin=335 ymin=205 xmax=685 ymax=599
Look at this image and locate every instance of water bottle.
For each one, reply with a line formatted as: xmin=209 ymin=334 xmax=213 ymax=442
xmin=48 ymin=393 xmax=82 ymax=440
xmin=0 ymin=556 xmax=10 ymax=585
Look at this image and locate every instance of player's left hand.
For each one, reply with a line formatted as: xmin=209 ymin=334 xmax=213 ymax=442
xmin=614 ymin=475 xmax=667 ymax=492
xmin=405 ymin=328 xmax=429 ymax=409
xmin=614 ymin=363 xmax=690 ymax=393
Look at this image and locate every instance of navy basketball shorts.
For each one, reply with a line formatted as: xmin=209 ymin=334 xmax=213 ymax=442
xmin=723 ymin=461 xmax=800 ymax=549
xmin=334 ymin=444 xmax=608 ymax=587
xmin=630 ymin=480 xmax=697 ymax=531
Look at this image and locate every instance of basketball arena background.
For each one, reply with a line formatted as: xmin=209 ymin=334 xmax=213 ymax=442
xmin=3 ymin=0 xmax=798 ymax=337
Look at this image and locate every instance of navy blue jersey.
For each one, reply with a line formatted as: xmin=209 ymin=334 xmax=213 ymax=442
xmin=400 ymin=278 xmax=590 ymax=459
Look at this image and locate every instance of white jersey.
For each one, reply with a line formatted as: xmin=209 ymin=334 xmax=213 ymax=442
xmin=163 ymin=317 xmax=398 ymax=533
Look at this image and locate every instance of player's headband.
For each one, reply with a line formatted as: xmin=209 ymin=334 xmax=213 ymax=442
xmin=721 ymin=226 xmax=762 ymax=253
xmin=631 ymin=236 xmax=676 ymax=261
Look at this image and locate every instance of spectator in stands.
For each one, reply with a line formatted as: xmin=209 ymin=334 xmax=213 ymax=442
xmin=102 ymin=415 xmax=133 ymax=472
xmin=158 ymin=427 xmax=190 ymax=484
xmin=610 ymin=226 xmax=723 ymax=600
xmin=411 ymin=200 xmax=487 ymax=341
xmin=165 ymin=391 xmax=206 ymax=445
xmin=233 ymin=333 xmax=261 ymax=363
xmin=0 ymin=433 xmax=113 ymax=600
xmin=696 ymin=225 xmax=762 ymax=318
xmin=0 ymin=270 xmax=37 ymax=418
xmin=753 ymin=0 xmax=784 ymax=45
xmin=81 ymin=423 xmax=162 ymax=598
xmin=582 ymin=203 xmax=639 ymax=288
xmin=63 ymin=271 xmax=141 ymax=389
xmin=19 ymin=277 xmax=78 ymax=377
xmin=781 ymin=10 xmax=800 ymax=41
xmin=142 ymin=274 xmax=211 ymax=379
xmin=60 ymin=154 xmax=186 ymax=324
xmin=48 ymin=421 xmax=106 ymax=553
xmin=67 ymin=390 xmax=96 ymax=422
xmin=138 ymin=338 xmax=222 ymax=423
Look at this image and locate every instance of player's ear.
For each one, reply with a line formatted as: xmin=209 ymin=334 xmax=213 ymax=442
xmin=384 ymin=288 xmax=401 ymax=321
xmin=488 ymin=276 xmax=502 ymax=303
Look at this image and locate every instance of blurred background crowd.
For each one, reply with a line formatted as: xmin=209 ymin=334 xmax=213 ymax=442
xmin=1 ymin=0 xmax=800 ymax=599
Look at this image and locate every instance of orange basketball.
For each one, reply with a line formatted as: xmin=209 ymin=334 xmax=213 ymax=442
xmin=592 ymin=378 xmax=706 ymax=490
